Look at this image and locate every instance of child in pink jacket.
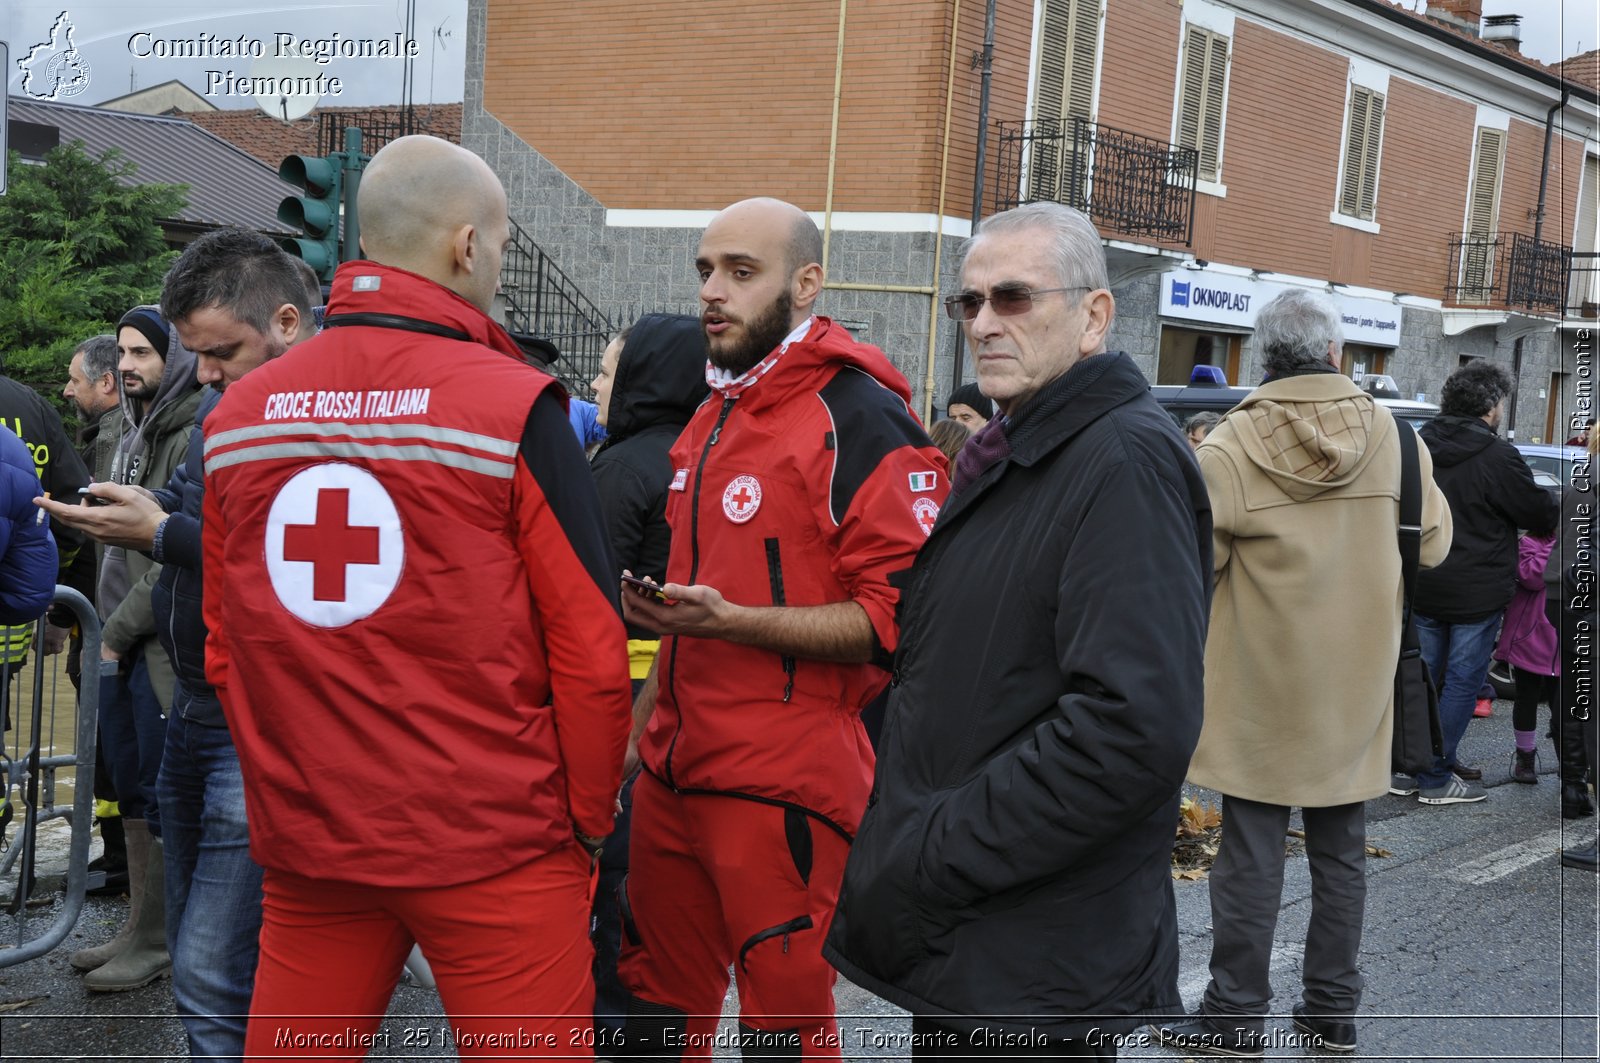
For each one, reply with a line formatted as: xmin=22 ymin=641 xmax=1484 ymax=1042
xmin=1492 ymin=530 xmax=1559 ymax=782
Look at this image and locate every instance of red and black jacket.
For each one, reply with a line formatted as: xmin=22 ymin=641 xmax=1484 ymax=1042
xmin=202 ymin=262 xmax=632 ymax=886
xmin=640 ymin=317 xmax=949 ymax=838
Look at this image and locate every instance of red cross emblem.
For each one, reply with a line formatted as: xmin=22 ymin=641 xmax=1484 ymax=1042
xmin=913 ymin=497 xmax=940 ymax=537
xmin=722 ymin=475 xmax=762 ymax=524
xmin=282 ymin=489 xmax=382 ymax=602
xmin=266 ymin=463 xmax=404 ymax=628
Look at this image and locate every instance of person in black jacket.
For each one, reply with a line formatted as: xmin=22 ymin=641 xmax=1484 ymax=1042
xmin=1396 ymin=361 xmax=1559 ymax=806
xmin=824 ymin=202 xmax=1210 ymax=1059
xmin=586 ymin=312 xmax=708 ymax=1039
xmin=0 ymin=371 xmax=89 ymax=678
xmin=40 ymin=228 xmax=313 ymax=1063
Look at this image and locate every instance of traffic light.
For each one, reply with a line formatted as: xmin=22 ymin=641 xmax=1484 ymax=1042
xmin=277 ymin=152 xmax=344 ymax=280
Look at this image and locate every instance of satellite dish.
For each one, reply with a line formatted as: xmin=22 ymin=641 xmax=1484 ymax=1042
xmin=249 ymin=47 xmax=323 ymax=123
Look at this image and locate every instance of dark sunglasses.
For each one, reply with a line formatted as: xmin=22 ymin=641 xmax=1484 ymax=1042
xmin=942 ymin=284 xmax=1090 ymax=321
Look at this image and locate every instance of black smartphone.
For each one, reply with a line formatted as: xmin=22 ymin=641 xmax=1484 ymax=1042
xmin=620 ymin=574 xmax=669 ymax=600
xmin=76 ymin=487 xmax=110 ymax=506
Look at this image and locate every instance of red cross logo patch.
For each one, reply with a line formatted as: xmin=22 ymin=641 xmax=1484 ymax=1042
xmin=722 ymin=475 xmax=762 ymax=524
xmin=265 ymin=463 xmax=404 ymax=628
xmin=912 ymin=496 xmax=940 ymax=537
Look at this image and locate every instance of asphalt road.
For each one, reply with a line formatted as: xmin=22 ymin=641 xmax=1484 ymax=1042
xmin=1 ymin=697 xmax=1596 ymax=1061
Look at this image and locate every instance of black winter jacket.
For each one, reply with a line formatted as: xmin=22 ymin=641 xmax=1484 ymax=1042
xmin=151 ymin=389 xmax=221 ymax=725
xmin=823 ymin=352 xmax=1210 ymax=1038
xmin=1414 ymin=414 xmax=1557 ymax=622
xmin=591 ymin=314 xmax=708 ymax=641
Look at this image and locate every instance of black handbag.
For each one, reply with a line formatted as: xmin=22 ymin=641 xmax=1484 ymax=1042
xmin=1393 ymin=418 xmax=1444 ymax=774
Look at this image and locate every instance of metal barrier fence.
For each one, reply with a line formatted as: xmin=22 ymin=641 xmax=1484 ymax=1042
xmin=0 ymin=587 xmax=100 ymax=968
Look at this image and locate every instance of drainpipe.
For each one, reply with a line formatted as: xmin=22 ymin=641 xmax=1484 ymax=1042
xmin=1512 ymin=88 xmax=1569 ymax=433
xmin=949 ymin=0 xmax=998 ymax=404
xmin=1532 ymin=89 xmax=1569 ymax=248
xmin=821 ymin=0 xmax=849 ymax=276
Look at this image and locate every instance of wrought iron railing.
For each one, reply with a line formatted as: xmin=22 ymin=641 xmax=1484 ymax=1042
xmin=1566 ymin=252 xmax=1600 ymax=319
xmin=500 ymin=218 xmax=614 ymax=394
xmin=1446 ymin=231 xmax=1570 ymax=313
xmin=993 ymin=117 xmax=1197 ymax=245
xmin=317 ymin=107 xmax=458 ymax=156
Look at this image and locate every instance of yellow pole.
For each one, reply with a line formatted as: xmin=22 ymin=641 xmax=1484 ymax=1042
xmin=821 ymin=0 xmax=849 ymax=277
xmin=922 ymin=0 xmax=963 ymax=423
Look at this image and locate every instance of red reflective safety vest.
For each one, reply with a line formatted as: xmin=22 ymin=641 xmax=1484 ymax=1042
xmin=640 ymin=317 xmax=950 ymax=837
xmin=202 ymin=262 xmax=631 ymax=887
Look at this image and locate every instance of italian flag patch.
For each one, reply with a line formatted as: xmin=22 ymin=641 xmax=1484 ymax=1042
xmin=908 ymin=471 xmax=938 ymax=493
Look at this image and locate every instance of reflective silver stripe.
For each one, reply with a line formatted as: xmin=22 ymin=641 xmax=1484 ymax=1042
xmin=203 ymin=421 xmax=517 ymax=460
xmin=203 ymin=440 xmax=516 ymax=479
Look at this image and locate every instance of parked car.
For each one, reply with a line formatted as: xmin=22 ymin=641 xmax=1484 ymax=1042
xmin=1151 ymin=370 xmax=1440 ymax=432
xmin=1514 ymin=442 xmax=1588 ymax=493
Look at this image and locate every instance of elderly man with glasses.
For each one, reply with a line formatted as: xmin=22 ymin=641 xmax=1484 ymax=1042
xmin=824 ymin=201 xmax=1212 ymax=1060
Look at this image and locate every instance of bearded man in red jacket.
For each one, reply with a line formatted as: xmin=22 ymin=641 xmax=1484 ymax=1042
xmin=201 ymin=136 xmax=631 ymax=1057
xmin=617 ymin=198 xmax=950 ymax=1061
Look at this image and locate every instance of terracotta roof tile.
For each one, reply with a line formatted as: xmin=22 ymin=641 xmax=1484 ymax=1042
xmin=181 ymin=103 xmax=463 ymax=170
xmin=1553 ymin=48 xmax=1600 ymax=91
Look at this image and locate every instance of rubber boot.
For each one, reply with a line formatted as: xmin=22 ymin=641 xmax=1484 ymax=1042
xmin=70 ymin=818 xmax=150 ymax=971
xmin=87 ymin=815 xmax=129 ymax=896
xmin=84 ymin=831 xmax=171 ymax=991
xmin=1559 ymin=719 xmax=1595 ymax=819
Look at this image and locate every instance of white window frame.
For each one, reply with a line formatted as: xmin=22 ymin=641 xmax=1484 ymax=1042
xmin=1168 ymin=0 xmax=1236 ymax=199
xmin=1330 ymin=61 xmax=1391 ymax=232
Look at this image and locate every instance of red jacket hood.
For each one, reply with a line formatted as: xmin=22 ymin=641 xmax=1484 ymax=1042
xmin=736 ymin=317 xmax=912 ymax=412
xmin=325 ymin=260 xmax=542 ymax=370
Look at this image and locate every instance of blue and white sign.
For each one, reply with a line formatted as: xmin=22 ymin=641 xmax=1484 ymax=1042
xmin=1160 ymin=270 xmax=1402 ymax=347
xmin=1330 ymin=296 xmax=1401 ymax=346
xmin=1161 ymin=271 xmax=1259 ymax=328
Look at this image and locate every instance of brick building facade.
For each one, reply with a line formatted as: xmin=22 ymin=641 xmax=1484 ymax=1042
xmin=465 ymin=0 xmax=1598 ymax=436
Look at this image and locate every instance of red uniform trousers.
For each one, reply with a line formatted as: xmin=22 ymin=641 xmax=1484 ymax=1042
xmin=244 ymin=844 xmax=596 ymax=1061
xmin=618 ymin=772 xmax=851 ymax=1061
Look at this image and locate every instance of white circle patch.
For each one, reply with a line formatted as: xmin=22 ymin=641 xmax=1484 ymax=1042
xmin=912 ymin=496 xmax=940 ymax=537
xmin=265 ymin=463 xmax=404 ymax=628
xmin=723 ymin=475 xmax=763 ymax=524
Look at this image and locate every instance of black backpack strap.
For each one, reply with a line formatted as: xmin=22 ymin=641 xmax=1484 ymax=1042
xmin=1395 ymin=417 xmax=1422 ymax=624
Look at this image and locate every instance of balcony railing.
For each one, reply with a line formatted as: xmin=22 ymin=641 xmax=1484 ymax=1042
xmin=317 ymin=107 xmax=459 ymax=156
xmin=1568 ymin=252 xmax=1600 ymax=320
xmin=500 ymin=218 xmax=613 ymax=394
xmin=1445 ymin=231 xmax=1571 ymax=314
xmin=993 ymin=117 xmax=1197 ymax=245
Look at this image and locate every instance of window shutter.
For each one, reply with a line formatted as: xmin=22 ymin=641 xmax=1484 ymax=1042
xmin=1177 ymin=26 xmax=1228 ymax=183
xmin=1339 ymin=87 xmax=1380 ymax=219
xmin=1031 ymin=10 xmax=1068 ymax=201
xmin=1036 ymin=1 xmax=1098 ymax=124
xmin=1176 ymin=31 xmax=1205 ymax=157
xmin=1465 ymin=127 xmax=1505 ymax=236
xmin=1064 ymin=2 xmax=1098 ymax=121
xmin=1030 ymin=1 xmax=1099 ymax=203
xmin=1357 ymin=91 xmax=1384 ymax=219
xmin=1199 ymin=32 xmax=1229 ymax=181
